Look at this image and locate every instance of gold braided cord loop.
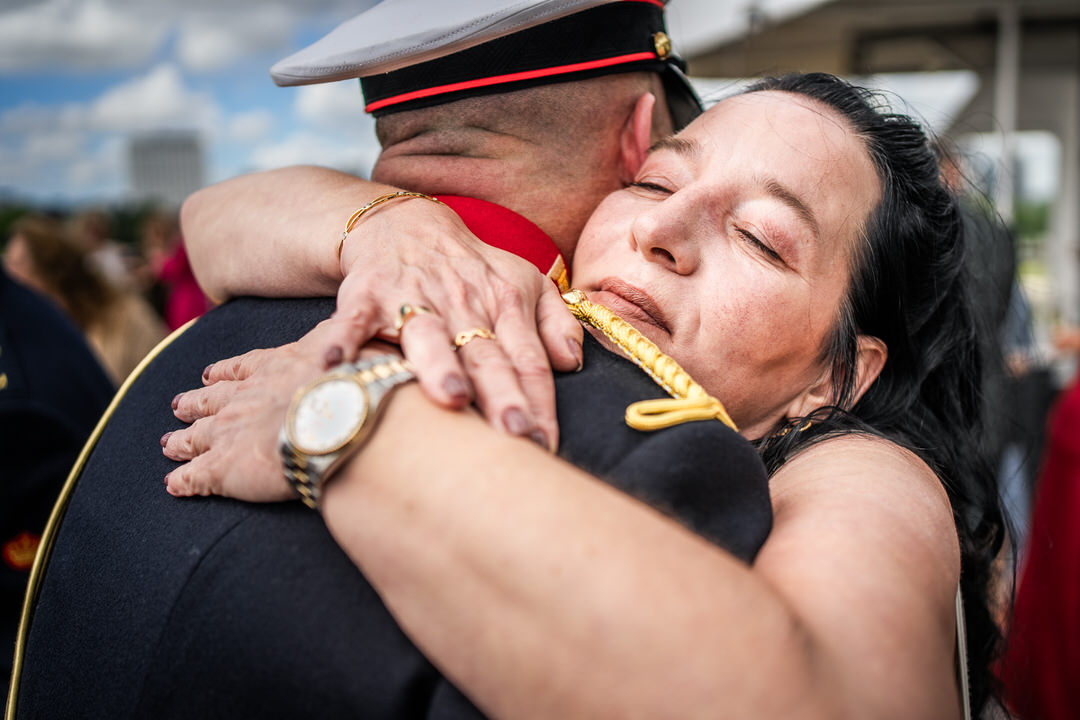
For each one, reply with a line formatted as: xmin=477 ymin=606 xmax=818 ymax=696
xmin=561 ymin=289 xmax=737 ymax=432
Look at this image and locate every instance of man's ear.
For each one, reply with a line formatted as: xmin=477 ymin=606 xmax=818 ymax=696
xmin=784 ymin=334 xmax=888 ymax=419
xmin=619 ymin=92 xmax=655 ymax=184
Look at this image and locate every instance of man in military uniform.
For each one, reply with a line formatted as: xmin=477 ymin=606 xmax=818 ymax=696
xmin=0 ymin=264 xmax=113 ymax=708
xmin=8 ymin=3 xmax=770 ymax=718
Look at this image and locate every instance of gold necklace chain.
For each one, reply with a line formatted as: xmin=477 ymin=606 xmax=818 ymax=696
xmin=561 ymin=289 xmax=737 ymax=432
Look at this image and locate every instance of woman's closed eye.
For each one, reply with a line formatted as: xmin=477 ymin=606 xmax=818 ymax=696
xmin=736 ymin=226 xmax=785 ymax=265
xmin=629 ymin=181 xmax=673 ymax=196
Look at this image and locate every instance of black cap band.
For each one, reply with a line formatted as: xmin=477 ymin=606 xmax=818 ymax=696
xmin=360 ymin=1 xmax=700 ymax=127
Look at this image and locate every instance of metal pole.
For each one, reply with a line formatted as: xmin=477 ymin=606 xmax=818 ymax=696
xmin=993 ymin=0 xmax=1020 ymax=224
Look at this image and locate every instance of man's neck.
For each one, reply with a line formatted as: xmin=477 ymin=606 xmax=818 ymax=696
xmin=372 ymin=150 xmax=584 ymax=261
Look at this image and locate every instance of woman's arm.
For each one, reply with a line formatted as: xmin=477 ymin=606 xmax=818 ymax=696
xmin=180 ymin=165 xmax=406 ymax=301
xmin=318 ymin=395 xmax=962 ymax=719
xmin=167 ymin=352 xmax=963 ymax=719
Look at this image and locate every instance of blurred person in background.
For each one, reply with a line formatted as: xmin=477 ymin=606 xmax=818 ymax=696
xmin=3 ymin=215 xmax=166 ymax=384
xmin=999 ymin=305 xmax=1080 ymax=719
xmin=999 ymin=370 xmax=1080 ymax=720
xmin=0 ymin=261 xmax=114 ymax=708
xmin=140 ymin=210 xmax=210 ymax=330
xmin=70 ymin=209 xmax=132 ymax=292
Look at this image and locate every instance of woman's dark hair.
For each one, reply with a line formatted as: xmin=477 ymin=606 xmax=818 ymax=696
xmin=747 ymin=73 xmax=1006 ymax=714
xmin=11 ymin=214 xmax=117 ymax=330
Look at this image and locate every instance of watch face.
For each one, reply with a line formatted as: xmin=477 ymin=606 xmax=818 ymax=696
xmin=287 ymin=376 xmax=369 ymax=455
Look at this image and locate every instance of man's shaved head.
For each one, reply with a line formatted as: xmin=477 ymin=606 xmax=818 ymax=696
xmin=372 ymin=72 xmax=674 ymax=257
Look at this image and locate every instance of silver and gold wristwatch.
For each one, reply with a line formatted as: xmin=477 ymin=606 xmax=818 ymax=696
xmin=279 ymin=354 xmax=415 ymax=509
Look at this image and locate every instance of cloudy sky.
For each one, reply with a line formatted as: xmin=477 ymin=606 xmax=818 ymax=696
xmin=0 ymin=0 xmax=387 ymax=206
xmin=0 ymin=0 xmax=1057 ymax=207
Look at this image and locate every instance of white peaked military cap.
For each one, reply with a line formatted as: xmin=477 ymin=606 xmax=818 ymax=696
xmin=271 ymin=0 xmax=702 ymax=129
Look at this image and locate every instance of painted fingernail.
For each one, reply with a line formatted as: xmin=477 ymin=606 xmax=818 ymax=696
xmin=323 ymin=345 xmax=344 ymax=369
xmin=202 ymin=364 xmax=213 ymax=381
xmin=171 ymin=393 xmax=182 ymax=410
xmin=568 ymin=338 xmax=583 ymax=371
xmin=163 ymin=473 xmax=171 ymax=486
xmin=160 ymin=432 xmax=173 ymax=447
xmin=502 ymin=407 xmax=531 ymax=436
xmin=442 ymin=374 xmax=470 ymax=402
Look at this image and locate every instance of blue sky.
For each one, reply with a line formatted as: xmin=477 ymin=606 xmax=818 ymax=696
xmin=0 ymin=0 xmax=384 ymax=206
xmin=0 ymin=0 xmax=1058 ymax=208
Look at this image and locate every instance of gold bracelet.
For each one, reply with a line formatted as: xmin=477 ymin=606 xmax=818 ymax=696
xmin=336 ymin=191 xmax=446 ymax=262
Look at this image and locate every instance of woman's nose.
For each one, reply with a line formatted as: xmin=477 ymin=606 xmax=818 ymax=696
xmin=630 ymin=197 xmax=700 ymax=275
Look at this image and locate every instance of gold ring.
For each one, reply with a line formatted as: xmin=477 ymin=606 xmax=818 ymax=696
xmin=394 ymin=304 xmax=435 ymax=333
xmin=453 ymin=327 xmax=497 ymax=349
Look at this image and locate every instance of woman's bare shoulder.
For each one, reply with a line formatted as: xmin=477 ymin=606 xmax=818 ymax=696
xmin=765 ymin=432 xmax=960 ymax=595
xmin=771 ymin=433 xmax=952 ymax=525
xmin=759 ymin=433 xmax=963 ymax=715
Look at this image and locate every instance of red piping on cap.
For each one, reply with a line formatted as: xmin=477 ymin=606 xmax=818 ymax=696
xmin=365 ymin=50 xmax=659 ymax=113
xmin=624 ymin=0 xmax=665 ymax=6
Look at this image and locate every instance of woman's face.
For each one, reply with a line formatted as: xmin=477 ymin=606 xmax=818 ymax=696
xmin=571 ymin=90 xmax=881 ymax=438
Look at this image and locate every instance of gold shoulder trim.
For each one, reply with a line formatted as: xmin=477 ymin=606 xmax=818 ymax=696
xmin=561 ymin=290 xmax=737 ymax=432
xmin=5 ymin=317 xmax=199 ymax=720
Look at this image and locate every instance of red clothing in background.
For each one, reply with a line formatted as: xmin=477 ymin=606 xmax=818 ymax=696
xmin=1000 ymin=380 xmax=1080 ymax=720
xmin=156 ymin=241 xmax=209 ymax=330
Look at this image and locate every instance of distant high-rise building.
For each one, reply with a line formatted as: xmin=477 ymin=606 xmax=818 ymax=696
xmin=129 ymin=132 xmax=204 ymax=208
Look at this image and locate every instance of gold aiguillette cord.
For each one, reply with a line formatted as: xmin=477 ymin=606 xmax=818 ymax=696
xmin=561 ymin=289 xmax=737 ymax=432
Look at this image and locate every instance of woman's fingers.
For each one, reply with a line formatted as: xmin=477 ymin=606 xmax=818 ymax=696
xmin=203 ymin=348 xmax=272 ymax=384
xmin=164 ymin=454 xmax=218 ymax=498
xmin=165 ymin=450 xmax=294 ymax=503
xmin=172 ymin=381 xmax=239 ymax=423
xmin=397 ymin=311 xmax=473 ymax=408
xmin=162 ymin=416 xmax=214 ymax=461
xmin=488 ymin=303 xmax=559 ymax=451
xmin=537 ymin=281 xmax=585 ymax=373
xmin=450 ymin=324 xmax=546 ymax=447
xmin=326 ymin=290 xmax=382 ymax=363
xmin=391 ymin=283 xmax=547 ymax=445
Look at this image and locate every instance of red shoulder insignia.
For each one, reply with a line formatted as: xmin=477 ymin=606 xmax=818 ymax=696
xmin=3 ymin=531 xmax=41 ymax=571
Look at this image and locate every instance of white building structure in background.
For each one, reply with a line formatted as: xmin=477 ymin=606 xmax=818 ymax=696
xmin=129 ymin=132 xmax=204 ymax=209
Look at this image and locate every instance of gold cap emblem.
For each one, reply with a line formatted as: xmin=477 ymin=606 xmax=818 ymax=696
xmin=653 ymin=31 xmax=672 ymax=59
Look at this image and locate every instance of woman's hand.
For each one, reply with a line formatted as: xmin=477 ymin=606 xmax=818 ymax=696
xmin=327 ymin=198 xmax=580 ymax=451
xmin=182 ymin=167 xmax=580 ymax=451
xmin=161 ymin=320 xmax=360 ymax=502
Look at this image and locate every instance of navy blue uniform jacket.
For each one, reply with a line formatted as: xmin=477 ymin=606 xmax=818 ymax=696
xmin=10 ymin=296 xmax=771 ymax=719
xmin=1 ymin=268 xmax=114 ymax=709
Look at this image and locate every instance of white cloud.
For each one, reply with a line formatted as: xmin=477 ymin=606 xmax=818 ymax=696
xmin=0 ymin=0 xmax=368 ymax=74
xmin=0 ymin=0 xmax=167 ymax=71
xmin=248 ymin=129 xmax=379 ymax=176
xmin=67 ymin=135 xmax=125 ymax=192
xmin=176 ymin=6 xmax=294 ymax=73
xmin=0 ymin=102 xmax=60 ymax=134
xmin=293 ymin=81 xmax=372 ymax=135
xmin=227 ymin=109 xmax=275 ymax=143
xmin=23 ymin=128 xmax=86 ymax=162
xmin=89 ymin=63 xmax=221 ymax=133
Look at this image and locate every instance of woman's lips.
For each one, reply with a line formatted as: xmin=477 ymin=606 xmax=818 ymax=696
xmin=592 ymin=278 xmax=669 ymax=333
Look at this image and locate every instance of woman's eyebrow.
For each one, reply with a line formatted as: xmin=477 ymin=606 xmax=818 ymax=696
xmin=763 ymin=178 xmax=820 ymax=241
xmin=648 ymin=135 xmax=700 ymax=158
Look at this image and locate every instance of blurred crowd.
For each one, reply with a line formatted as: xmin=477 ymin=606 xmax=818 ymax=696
xmin=2 ymin=208 xmax=210 ymax=384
